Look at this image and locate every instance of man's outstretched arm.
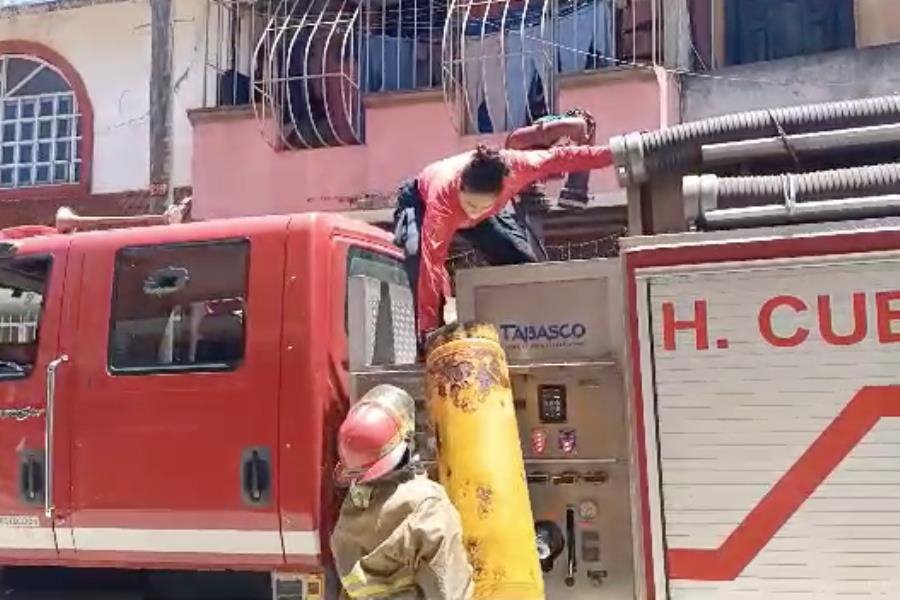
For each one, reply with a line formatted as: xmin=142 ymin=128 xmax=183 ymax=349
xmin=502 ymin=145 xmax=613 ymax=192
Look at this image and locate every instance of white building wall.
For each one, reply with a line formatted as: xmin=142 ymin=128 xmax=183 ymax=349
xmin=172 ymin=0 xmax=210 ymax=190
xmin=0 ymin=0 xmax=210 ymax=194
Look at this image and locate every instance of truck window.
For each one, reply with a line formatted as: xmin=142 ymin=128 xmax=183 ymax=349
xmin=109 ymin=239 xmax=249 ymax=374
xmin=0 ymin=255 xmax=50 ymax=379
xmin=346 ymin=247 xmax=416 ymax=367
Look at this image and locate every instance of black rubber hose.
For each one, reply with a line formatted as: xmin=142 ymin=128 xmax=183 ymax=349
xmin=712 ymin=162 xmax=900 ymax=207
xmin=639 ymin=95 xmax=900 ymax=175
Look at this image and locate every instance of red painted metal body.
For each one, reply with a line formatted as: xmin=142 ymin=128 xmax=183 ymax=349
xmin=0 ymin=213 xmax=399 ymax=576
xmin=624 ymin=225 xmax=900 ymax=598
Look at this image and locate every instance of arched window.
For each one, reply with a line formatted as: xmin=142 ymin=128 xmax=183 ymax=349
xmin=0 ymin=55 xmax=81 ymax=188
xmin=0 ymin=42 xmax=93 ymax=201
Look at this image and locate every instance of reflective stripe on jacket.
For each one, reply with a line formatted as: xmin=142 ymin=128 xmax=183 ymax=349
xmin=331 ymin=472 xmax=474 ymax=600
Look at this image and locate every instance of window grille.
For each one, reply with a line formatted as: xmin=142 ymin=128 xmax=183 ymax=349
xmin=0 ymin=56 xmax=81 ymax=188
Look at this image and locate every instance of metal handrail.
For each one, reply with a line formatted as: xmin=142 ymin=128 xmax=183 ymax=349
xmin=44 ymin=354 xmax=68 ymax=519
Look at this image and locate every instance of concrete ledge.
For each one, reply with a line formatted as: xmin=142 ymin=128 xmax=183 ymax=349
xmin=187 ymin=105 xmax=255 ymax=125
xmin=364 ymin=88 xmax=444 ymax=109
xmin=558 ymin=65 xmax=658 ymax=90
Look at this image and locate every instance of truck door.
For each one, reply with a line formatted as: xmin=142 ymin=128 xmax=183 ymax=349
xmin=314 ymin=236 xmax=414 ymax=546
xmin=276 ymin=226 xmax=415 ymax=572
xmin=59 ymin=230 xmax=285 ymax=567
xmin=0 ymin=243 xmax=69 ymax=559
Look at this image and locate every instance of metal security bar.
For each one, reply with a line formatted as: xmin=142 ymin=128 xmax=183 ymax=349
xmin=442 ymin=0 xmax=622 ymax=134
xmin=363 ymin=0 xmax=447 ymax=93
xmin=442 ymin=0 xmax=554 ymax=135
xmin=0 ymin=56 xmax=82 ymax=188
xmin=249 ymin=0 xmax=453 ymax=148
xmin=0 ymin=312 xmax=38 ymax=344
xmin=204 ymin=0 xmax=271 ymax=107
xmin=252 ymin=0 xmax=365 ymax=149
xmin=205 ymin=0 xmax=660 ymax=147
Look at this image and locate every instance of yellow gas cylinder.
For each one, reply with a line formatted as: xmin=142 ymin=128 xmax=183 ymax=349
xmin=425 ymin=323 xmax=544 ymax=600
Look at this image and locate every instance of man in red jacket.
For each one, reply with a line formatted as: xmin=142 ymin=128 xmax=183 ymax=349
xmin=392 ymin=114 xmax=611 ymax=345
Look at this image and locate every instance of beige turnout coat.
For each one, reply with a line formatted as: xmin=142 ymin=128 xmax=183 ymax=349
xmin=330 ymin=472 xmax=474 ymax=599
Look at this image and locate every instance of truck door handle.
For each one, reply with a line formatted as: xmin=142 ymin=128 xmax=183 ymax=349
xmin=240 ymin=446 xmax=272 ymax=506
xmin=18 ymin=450 xmax=45 ymax=505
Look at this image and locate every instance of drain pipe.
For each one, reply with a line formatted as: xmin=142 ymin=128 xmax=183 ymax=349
xmin=611 ymin=95 xmax=900 ymax=186
xmin=685 ymin=163 xmax=900 ymax=229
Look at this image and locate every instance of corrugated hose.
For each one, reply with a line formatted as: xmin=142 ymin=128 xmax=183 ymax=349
xmin=612 ymin=95 xmax=900 ymax=183
xmin=711 ymin=162 xmax=900 ymax=205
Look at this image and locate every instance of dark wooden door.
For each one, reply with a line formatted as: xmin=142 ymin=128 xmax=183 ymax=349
xmin=726 ymin=0 xmax=855 ymax=65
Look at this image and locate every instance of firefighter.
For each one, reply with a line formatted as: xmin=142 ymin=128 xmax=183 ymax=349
xmin=392 ymin=109 xmax=610 ymax=345
xmin=330 ymin=384 xmax=474 ymax=600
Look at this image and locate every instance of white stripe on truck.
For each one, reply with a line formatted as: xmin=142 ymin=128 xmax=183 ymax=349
xmin=0 ymin=527 xmax=319 ymax=555
xmin=0 ymin=525 xmax=56 ymax=550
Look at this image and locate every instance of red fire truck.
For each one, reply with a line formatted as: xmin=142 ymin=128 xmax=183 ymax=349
xmin=0 ymin=213 xmax=409 ymax=599
xmin=1 ymin=213 xmax=900 ymax=599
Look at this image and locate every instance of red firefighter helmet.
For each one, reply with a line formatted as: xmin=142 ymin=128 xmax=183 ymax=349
xmin=336 ymin=384 xmax=416 ymax=485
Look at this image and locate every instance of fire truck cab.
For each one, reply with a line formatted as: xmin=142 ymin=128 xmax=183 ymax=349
xmin=0 ymin=213 xmax=414 ymax=598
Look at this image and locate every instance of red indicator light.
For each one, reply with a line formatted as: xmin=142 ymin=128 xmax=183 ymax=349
xmin=531 ymin=428 xmax=548 ymax=454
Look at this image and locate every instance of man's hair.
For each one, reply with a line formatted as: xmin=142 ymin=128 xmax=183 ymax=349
xmin=460 ymin=145 xmax=509 ymax=194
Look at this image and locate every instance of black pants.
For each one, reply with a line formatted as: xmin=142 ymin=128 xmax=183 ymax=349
xmin=392 ymin=179 xmax=543 ymax=324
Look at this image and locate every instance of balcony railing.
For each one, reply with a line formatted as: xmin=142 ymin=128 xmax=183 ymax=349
xmin=363 ymin=0 xmax=447 ymax=93
xmin=253 ymin=0 xmax=365 ymax=149
xmin=202 ymin=0 xmax=660 ymax=146
xmin=203 ymin=0 xmax=270 ymax=107
xmin=443 ymin=0 xmax=628 ymax=134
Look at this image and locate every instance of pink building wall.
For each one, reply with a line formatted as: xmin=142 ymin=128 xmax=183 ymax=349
xmin=189 ymin=69 xmax=675 ymax=220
